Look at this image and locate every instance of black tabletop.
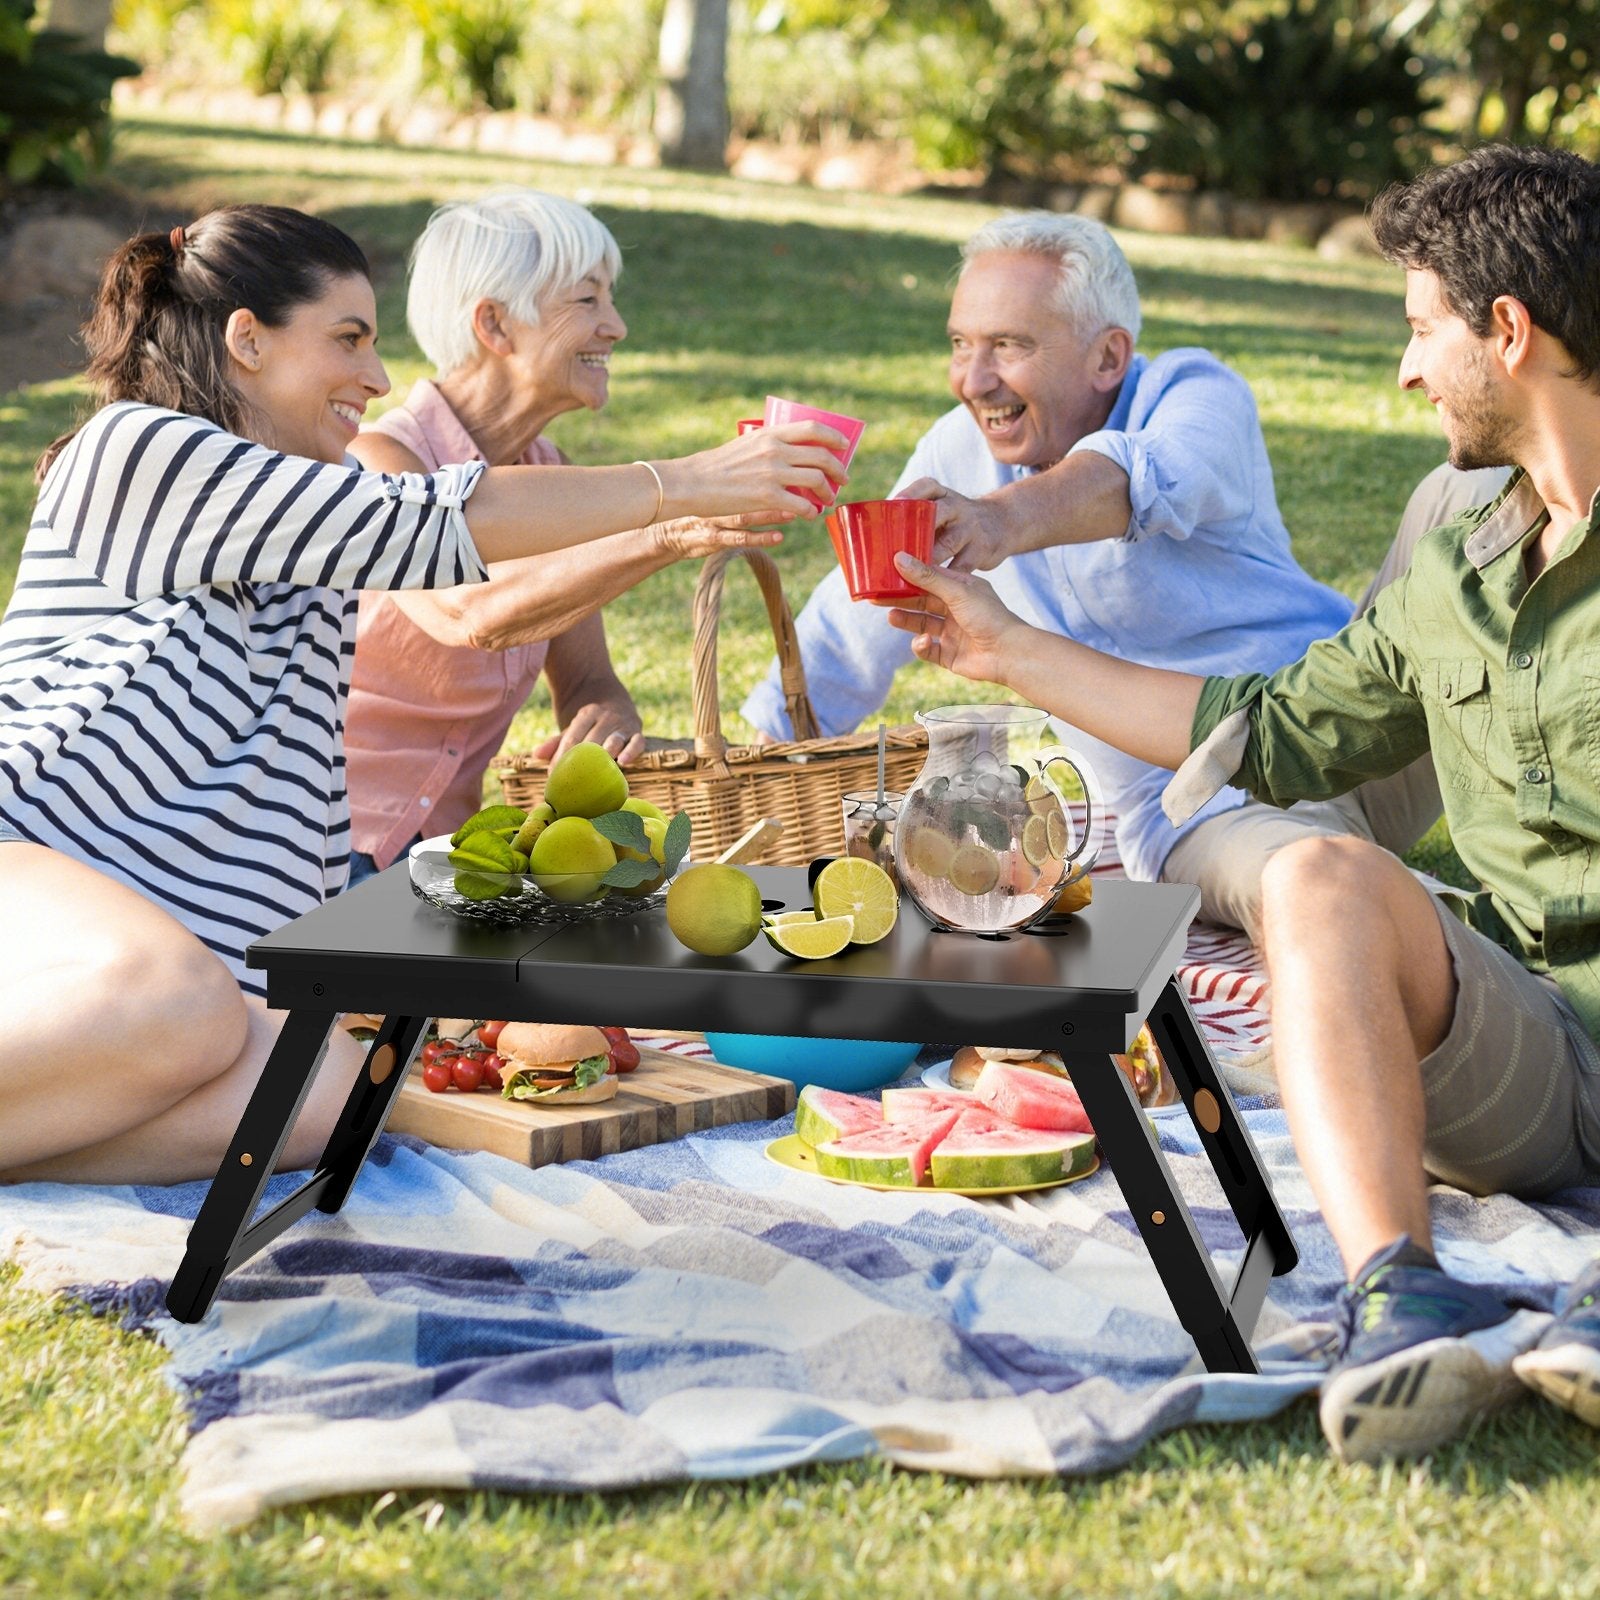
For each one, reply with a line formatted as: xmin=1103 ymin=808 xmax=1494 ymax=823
xmin=248 ymin=865 xmax=1200 ymax=1052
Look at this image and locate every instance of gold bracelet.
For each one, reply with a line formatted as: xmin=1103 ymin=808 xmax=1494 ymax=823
xmin=633 ymin=459 xmax=665 ymax=527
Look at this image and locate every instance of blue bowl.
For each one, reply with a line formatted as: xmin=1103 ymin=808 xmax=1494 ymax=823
xmin=703 ymin=1032 xmax=922 ymax=1094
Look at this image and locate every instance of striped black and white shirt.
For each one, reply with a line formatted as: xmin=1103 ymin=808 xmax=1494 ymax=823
xmin=0 ymin=402 xmax=489 ymax=996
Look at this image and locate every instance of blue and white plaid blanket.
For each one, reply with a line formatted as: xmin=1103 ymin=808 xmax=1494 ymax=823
xmin=3 ymin=1054 xmax=1596 ymax=1531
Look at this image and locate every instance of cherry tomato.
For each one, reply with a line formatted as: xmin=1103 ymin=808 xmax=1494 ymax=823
xmin=422 ymin=1061 xmax=453 ymax=1094
xmin=480 ymin=1061 xmax=504 ymax=1092
xmin=599 ymin=1026 xmax=640 ymax=1072
xmin=421 ymin=1039 xmax=455 ymax=1067
xmin=450 ymin=1056 xmax=485 ymax=1093
xmin=477 ymin=1019 xmax=507 ymax=1051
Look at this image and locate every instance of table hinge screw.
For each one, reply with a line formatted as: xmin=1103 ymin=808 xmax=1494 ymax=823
xmin=1060 ymin=1022 xmax=1075 ymax=1036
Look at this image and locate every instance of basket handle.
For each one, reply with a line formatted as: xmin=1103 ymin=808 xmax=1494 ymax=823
xmin=692 ymin=548 xmax=820 ymax=773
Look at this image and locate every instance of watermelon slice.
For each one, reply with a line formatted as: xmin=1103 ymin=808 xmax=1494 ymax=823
xmin=813 ymin=1108 xmax=963 ymax=1187
xmin=931 ymin=1110 xmax=1097 ymax=1189
xmin=880 ymin=1086 xmax=973 ymax=1124
xmin=794 ymin=1085 xmax=882 ymax=1148
xmin=973 ymin=1059 xmax=1094 ymax=1133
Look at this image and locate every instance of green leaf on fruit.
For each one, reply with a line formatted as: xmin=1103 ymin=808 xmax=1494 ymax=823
xmin=601 ymin=858 xmax=664 ymax=888
xmin=663 ymin=810 xmax=692 ymax=876
xmin=591 ymin=809 xmax=650 ymax=852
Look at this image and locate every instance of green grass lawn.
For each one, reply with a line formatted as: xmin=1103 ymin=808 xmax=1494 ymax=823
xmin=0 ymin=115 xmax=1572 ymax=1595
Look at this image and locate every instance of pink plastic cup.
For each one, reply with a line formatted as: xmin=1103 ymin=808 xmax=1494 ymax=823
xmin=826 ymin=498 xmax=935 ymax=602
xmin=735 ymin=418 xmax=764 ymax=435
xmin=763 ymin=395 xmax=865 ymax=511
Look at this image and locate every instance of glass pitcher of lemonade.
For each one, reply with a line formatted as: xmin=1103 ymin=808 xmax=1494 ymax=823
xmin=894 ymin=704 xmax=1101 ymax=934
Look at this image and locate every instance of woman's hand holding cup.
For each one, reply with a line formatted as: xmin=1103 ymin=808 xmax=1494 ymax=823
xmin=676 ymin=420 xmax=850 ymax=522
xmin=885 ymin=553 xmax=1027 ymax=689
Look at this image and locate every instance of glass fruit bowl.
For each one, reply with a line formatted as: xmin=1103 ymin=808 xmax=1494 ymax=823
xmin=407 ymin=834 xmax=675 ymax=928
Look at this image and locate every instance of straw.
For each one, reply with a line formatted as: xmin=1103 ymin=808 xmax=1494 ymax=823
xmin=874 ymin=723 xmax=893 ymax=819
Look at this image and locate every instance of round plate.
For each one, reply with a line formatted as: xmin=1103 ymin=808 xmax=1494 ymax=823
xmin=919 ymin=1057 xmax=1190 ymax=1117
xmin=764 ymin=1133 xmax=1098 ymax=1198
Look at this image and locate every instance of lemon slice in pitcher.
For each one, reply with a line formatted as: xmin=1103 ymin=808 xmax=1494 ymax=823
xmin=764 ymin=914 xmax=856 ymax=959
xmin=813 ymin=858 xmax=899 ymax=944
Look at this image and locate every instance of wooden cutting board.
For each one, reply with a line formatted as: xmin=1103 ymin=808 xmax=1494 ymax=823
xmin=387 ymin=1043 xmax=796 ymax=1168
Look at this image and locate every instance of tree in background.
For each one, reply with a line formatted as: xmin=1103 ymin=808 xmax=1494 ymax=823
xmin=1122 ymin=0 xmax=1437 ymax=200
xmin=3 ymin=0 xmax=138 ymax=186
xmin=1407 ymin=0 xmax=1599 ymax=146
xmin=655 ymin=0 xmax=729 ymax=169
xmin=45 ymin=0 xmax=109 ymax=48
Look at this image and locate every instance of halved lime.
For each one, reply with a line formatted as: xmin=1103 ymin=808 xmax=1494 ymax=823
xmin=1021 ymin=813 xmax=1050 ymax=867
xmin=813 ymin=857 xmax=899 ymax=944
xmin=902 ymin=824 xmax=956 ymax=881
xmin=948 ymin=842 xmax=1000 ymax=896
xmin=763 ymin=914 xmax=856 ymax=959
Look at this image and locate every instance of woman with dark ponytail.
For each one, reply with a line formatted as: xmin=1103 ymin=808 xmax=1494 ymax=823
xmin=0 ymin=203 xmax=848 ymax=1184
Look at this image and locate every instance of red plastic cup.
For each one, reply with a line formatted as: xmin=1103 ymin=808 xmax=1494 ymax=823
xmin=735 ymin=418 xmax=764 ymax=435
xmin=826 ymin=499 xmax=936 ymax=602
xmin=763 ymin=395 xmax=865 ymax=511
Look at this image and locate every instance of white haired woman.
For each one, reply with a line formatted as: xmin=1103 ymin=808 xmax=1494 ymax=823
xmin=344 ymin=189 xmax=790 ymax=882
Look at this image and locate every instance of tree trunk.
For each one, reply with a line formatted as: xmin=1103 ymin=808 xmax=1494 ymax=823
xmin=46 ymin=0 xmax=114 ymax=50
xmin=655 ymin=0 xmax=729 ymax=171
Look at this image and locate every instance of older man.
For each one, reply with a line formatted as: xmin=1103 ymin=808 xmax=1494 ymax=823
xmin=742 ymin=213 xmax=1440 ymax=937
xmin=885 ymin=146 xmax=1600 ymax=1464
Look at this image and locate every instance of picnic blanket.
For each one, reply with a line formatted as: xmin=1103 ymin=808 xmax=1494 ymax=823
xmin=2 ymin=845 xmax=1595 ymax=1530
xmin=5 ymin=1044 xmax=1596 ymax=1530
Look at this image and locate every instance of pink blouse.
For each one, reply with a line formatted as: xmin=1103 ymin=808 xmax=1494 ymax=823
xmin=344 ymin=380 xmax=558 ymax=869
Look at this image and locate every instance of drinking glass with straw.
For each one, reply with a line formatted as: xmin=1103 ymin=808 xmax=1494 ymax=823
xmin=840 ymin=723 xmax=903 ymax=882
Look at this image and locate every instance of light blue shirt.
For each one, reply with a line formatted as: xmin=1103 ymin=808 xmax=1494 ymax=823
xmin=740 ymin=348 xmax=1355 ymax=883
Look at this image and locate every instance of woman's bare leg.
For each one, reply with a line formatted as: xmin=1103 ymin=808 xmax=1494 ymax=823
xmin=6 ymin=995 xmax=366 ymax=1184
xmin=0 ymin=842 xmax=255 ymax=1171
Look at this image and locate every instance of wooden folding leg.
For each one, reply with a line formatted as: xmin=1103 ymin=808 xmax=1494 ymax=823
xmin=166 ymin=1008 xmax=336 ymax=1324
xmin=315 ymin=1014 xmax=428 ymax=1213
xmin=1144 ymin=977 xmax=1298 ymax=1273
xmin=1064 ymin=1031 xmax=1274 ymax=1375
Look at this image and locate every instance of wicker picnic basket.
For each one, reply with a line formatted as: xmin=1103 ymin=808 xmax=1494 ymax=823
xmin=494 ymin=548 xmax=927 ymax=866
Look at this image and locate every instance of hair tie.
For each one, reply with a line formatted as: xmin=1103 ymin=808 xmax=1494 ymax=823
xmin=169 ymin=225 xmax=186 ymax=262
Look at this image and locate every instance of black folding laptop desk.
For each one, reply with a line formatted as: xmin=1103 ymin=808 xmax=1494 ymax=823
xmin=166 ymin=865 xmax=1298 ymax=1372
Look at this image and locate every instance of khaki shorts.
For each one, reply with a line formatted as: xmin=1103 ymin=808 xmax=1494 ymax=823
xmin=1420 ymin=897 xmax=1600 ymax=1199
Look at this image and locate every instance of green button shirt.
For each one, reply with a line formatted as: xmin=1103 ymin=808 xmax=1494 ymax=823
xmin=1172 ymin=471 xmax=1600 ymax=1045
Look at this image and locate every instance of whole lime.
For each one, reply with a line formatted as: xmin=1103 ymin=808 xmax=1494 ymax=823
xmin=529 ymin=815 xmax=617 ymax=903
xmin=545 ymin=742 xmax=628 ymax=819
xmin=666 ymin=863 xmax=765 ymax=955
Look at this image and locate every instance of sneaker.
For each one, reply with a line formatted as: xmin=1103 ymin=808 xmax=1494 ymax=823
xmin=1513 ymin=1255 xmax=1600 ymax=1428
xmin=1319 ymin=1236 xmax=1547 ymax=1464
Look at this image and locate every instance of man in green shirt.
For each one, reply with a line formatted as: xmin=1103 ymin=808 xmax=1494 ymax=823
xmin=884 ymin=144 xmax=1600 ymax=1464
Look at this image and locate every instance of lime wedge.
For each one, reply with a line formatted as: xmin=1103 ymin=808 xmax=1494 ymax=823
xmin=763 ymin=908 xmax=822 ymax=927
xmin=763 ymin=914 xmax=856 ymax=959
xmin=813 ymin=857 xmax=899 ymax=944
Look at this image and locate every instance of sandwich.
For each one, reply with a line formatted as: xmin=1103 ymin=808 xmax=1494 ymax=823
xmin=1119 ymin=1025 xmax=1178 ymax=1108
xmin=948 ymin=1026 xmax=1175 ymax=1108
xmin=497 ymin=1022 xmax=617 ymax=1104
